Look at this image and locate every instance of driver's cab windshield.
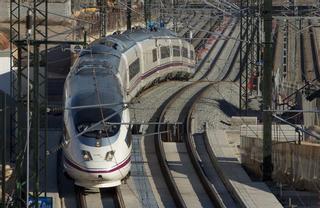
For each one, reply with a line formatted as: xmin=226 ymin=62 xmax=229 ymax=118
xmin=74 ymin=108 xmax=121 ymax=138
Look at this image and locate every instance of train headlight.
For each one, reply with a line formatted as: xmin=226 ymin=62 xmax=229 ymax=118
xmin=82 ymin=150 xmax=93 ymax=161
xmin=105 ymin=151 xmax=115 ymax=161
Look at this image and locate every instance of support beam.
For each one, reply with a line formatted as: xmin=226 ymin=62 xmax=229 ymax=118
xmin=10 ymin=0 xmax=48 ymax=206
xmin=98 ymin=0 xmax=107 ymax=37
xmin=144 ymin=0 xmax=150 ymax=27
xmin=239 ymin=0 xmax=260 ymax=115
xmin=127 ymin=0 xmax=132 ymax=30
xmin=262 ymin=0 xmax=273 ymax=181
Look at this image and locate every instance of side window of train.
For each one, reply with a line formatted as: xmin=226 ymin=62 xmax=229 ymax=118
xmin=182 ymin=47 xmax=188 ymax=58
xmin=160 ymin=46 xmax=170 ymax=59
xmin=173 ymin=46 xmax=180 ymax=57
xmin=129 ymin=58 xmax=140 ymax=80
xmin=152 ymin=48 xmax=157 ymax=62
xmin=190 ymin=50 xmax=194 ymax=60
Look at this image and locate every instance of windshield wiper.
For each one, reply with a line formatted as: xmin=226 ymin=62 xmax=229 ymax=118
xmin=76 ymin=105 xmax=127 ymax=137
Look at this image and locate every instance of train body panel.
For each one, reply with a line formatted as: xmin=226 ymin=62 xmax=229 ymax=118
xmin=63 ymin=28 xmax=195 ymax=188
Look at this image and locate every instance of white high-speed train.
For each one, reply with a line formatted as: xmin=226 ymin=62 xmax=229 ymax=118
xmin=62 ymin=28 xmax=195 ymax=188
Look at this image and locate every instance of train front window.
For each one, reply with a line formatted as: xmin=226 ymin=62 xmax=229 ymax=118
xmin=74 ymin=108 xmax=121 ymax=138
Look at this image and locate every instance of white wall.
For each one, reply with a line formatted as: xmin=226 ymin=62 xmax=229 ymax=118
xmin=0 ymin=52 xmax=11 ymax=94
xmin=0 ymin=0 xmax=72 ymax=23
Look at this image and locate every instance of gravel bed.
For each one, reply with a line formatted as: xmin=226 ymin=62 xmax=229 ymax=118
xmin=192 ymin=82 xmax=240 ymax=132
xmin=129 ymin=81 xmax=189 ymax=123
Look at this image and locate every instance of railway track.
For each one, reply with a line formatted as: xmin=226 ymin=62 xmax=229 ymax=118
xmin=155 ymin=83 xmax=212 ymax=207
xmin=152 ymin=82 xmax=243 ymax=207
xmin=194 ymin=18 xmax=240 ymax=81
xmin=178 ymin=12 xmax=221 ymax=52
xmin=75 ymin=186 xmax=125 ymax=208
xmin=192 ymin=17 xmax=220 ymax=50
xmin=299 ymin=20 xmax=316 ymax=82
xmin=308 ymin=20 xmax=320 ymax=80
xmin=122 ymin=16 xmax=243 ymax=207
xmin=186 ymin=87 xmax=246 ymax=208
xmin=177 ymin=11 xmax=204 ymax=37
xmin=147 ymin=20 xmax=243 ymax=207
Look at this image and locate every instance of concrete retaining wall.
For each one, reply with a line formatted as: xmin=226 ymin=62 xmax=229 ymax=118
xmin=241 ymin=136 xmax=320 ymax=191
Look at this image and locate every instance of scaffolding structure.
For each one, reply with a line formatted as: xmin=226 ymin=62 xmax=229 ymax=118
xmin=239 ymin=0 xmax=262 ymax=115
xmin=97 ymin=0 xmax=107 ymax=37
xmin=10 ymin=0 xmax=48 ymax=207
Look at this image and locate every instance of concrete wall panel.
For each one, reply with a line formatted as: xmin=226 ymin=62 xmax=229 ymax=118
xmin=241 ymin=136 xmax=320 ymax=191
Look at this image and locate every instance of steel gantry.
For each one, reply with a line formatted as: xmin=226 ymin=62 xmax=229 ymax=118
xmin=9 ymin=1 xmax=86 ymax=207
xmin=97 ymin=0 xmax=107 ymax=37
xmin=10 ymin=0 xmax=48 ymax=207
xmin=239 ymin=0 xmax=262 ymax=115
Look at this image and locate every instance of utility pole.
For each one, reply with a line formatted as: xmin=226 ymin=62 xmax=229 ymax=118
xmin=1 ymin=91 xmax=7 ymax=207
xmin=172 ymin=0 xmax=176 ymax=32
xmin=262 ymin=0 xmax=273 ymax=181
xmin=144 ymin=0 xmax=151 ymax=28
xmin=98 ymin=0 xmax=107 ymax=37
xmin=127 ymin=0 xmax=132 ymax=30
xmin=10 ymin=1 xmax=49 ymax=206
xmin=239 ymin=0 xmax=260 ymax=115
xmin=10 ymin=1 xmax=86 ymax=207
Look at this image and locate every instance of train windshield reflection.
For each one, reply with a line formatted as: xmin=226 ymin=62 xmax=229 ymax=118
xmin=74 ymin=108 xmax=121 ymax=138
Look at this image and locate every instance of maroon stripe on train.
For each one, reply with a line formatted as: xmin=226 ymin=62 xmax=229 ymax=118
xmin=130 ymin=61 xmax=193 ymax=90
xmin=64 ymin=155 xmax=131 ymax=173
xmin=141 ymin=62 xmax=189 ymax=79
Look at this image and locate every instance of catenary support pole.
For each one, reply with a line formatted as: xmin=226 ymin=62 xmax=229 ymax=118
xmin=127 ymin=0 xmax=132 ymax=30
xmin=263 ymin=0 xmax=273 ymax=181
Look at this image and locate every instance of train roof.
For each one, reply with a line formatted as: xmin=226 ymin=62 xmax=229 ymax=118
xmin=93 ymin=28 xmax=177 ymax=52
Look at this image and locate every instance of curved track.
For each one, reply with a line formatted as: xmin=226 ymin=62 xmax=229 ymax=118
xmin=186 ymin=88 xmax=246 ymax=208
xmin=148 ymin=20 xmax=242 ymax=207
xmin=122 ymin=17 xmax=243 ymax=207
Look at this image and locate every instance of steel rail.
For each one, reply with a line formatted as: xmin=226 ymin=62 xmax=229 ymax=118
xmin=199 ymin=19 xmax=239 ymax=80
xmin=152 ymin=29 xmax=241 ymax=204
xmin=100 ymin=187 xmax=125 ymax=208
xmin=219 ymin=30 xmax=242 ymax=81
xmin=309 ymin=20 xmax=320 ymax=80
xmin=193 ymin=17 xmax=221 ymax=50
xmin=300 ymin=22 xmax=307 ymax=82
xmin=193 ymin=18 xmax=234 ymax=77
xmin=183 ymin=84 xmax=227 ymax=207
xmin=201 ymin=129 xmax=247 ymax=207
xmin=75 ymin=186 xmax=87 ymax=208
xmin=154 ymin=85 xmax=191 ymax=208
xmin=115 ymin=186 xmax=126 ymax=208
